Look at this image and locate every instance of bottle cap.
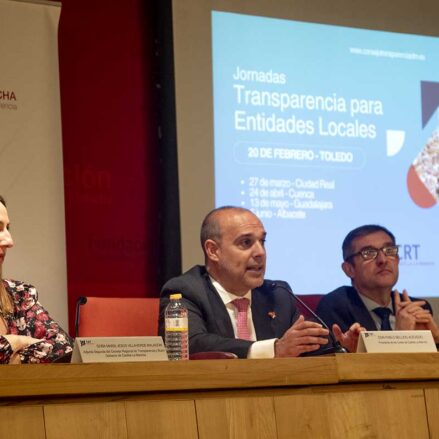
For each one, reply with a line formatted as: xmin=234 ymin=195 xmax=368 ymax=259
xmin=170 ymin=293 xmax=182 ymax=300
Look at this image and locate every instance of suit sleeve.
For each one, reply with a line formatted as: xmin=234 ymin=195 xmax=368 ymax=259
xmin=422 ymin=299 xmax=433 ymax=314
xmin=316 ymin=294 xmax=351 ymax=334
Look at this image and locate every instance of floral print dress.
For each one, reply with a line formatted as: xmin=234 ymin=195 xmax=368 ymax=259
xmin=0 ymin=280 xmax=73 ymax=363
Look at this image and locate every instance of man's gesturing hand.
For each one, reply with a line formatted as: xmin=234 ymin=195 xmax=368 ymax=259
xmin=274 ymin=315 xmax=329 ymax=357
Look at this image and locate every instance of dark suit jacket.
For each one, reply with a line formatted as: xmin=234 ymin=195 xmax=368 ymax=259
xmin=316 ymin=285 xmax=432 ymax=333
xmin=159 ymin=265 xmax=299 ymax=358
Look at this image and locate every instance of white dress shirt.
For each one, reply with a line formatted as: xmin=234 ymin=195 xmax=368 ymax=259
xmin=357 ymin=292 xmax=395 ymax=330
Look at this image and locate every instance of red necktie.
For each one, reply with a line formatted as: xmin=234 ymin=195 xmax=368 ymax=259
xmin=232 ymin=298 xmax=252 ymax=340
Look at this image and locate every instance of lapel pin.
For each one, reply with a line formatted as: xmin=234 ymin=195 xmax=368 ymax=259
xmin=268 ymin=311 xmax=276 ymax=319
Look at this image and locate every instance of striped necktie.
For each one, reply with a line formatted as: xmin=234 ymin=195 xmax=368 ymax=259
xmin=232 ymin=298 xmax=252 ymax=340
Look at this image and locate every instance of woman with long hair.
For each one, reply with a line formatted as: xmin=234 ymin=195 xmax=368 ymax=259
xmin=0 ymin=195 xmax=73 ymax=363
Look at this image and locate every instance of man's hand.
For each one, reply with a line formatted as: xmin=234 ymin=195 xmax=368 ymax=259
xmin=274 ymin=315 xmax=329 ymax=357
xmin=394 ymin=290 xmax=439 ymax=343
xmin=417 ymin=313 xmax=439 ymax=343
xmin=394 ymin=289 xmax=429 ymax=330
xmin=332 ymin=322 xmax=364 ymax=353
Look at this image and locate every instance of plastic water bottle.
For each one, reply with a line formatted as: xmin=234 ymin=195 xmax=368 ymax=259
xmin=165 ymin=293 xmax=189 ymax=360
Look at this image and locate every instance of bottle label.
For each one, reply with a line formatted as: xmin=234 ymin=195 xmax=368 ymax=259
xmin=165 ymin=317 xmax=188 ymax=332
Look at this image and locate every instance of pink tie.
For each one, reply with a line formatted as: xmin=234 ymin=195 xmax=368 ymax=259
xmin=232 ymin=298 xmax=251 ymax=341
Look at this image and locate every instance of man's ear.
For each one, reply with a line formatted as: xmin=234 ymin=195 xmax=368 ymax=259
xmin=342 ymin=261 xmax=355 ymax=279
xmin=204 ymin=239 xmax=220 ymax=262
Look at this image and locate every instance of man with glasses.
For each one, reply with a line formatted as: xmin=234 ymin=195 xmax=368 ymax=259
xmin=316 ymin=224 xmax=439 ymax=351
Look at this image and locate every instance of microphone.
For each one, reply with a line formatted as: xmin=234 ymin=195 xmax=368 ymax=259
xmin=75 ymin=296 xmax=88 ymax=337
xmin=268 ymin=281 xmax=347 ymax=355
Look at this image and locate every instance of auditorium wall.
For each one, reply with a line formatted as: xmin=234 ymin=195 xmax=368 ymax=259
xmin=58 ymin=0 xmax=160 ymax=333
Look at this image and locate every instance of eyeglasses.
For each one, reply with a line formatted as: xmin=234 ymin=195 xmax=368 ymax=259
xmin=345 ymin=245 xmax=399 ymax=261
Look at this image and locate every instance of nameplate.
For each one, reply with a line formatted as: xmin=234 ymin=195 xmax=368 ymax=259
xmin=356 ymin=330 xmax=437 ymax=353
xmin=71 ymin=336 xmax=168 ymax=363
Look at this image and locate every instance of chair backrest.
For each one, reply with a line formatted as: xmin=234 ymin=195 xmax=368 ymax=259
xmin=295 ymin=294 xmax=324 ymax=313
xmin=189 ymin=352 xmax=238 ymax=360
xmin=75 ymin=296 xmax=160 ymax=337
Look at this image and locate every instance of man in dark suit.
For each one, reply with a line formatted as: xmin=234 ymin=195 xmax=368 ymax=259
xmin=159 ymin=206 xmax=334 ymax=358
xmin=316 ymin=224 xmax=439 ymax=351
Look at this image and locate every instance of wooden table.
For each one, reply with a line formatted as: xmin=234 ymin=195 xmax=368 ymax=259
xmin=1 ymin=353 xmax=439 ymax=438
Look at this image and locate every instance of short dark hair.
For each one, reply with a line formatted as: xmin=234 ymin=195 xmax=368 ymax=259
xmin=342 ymin=224 xmax=396 ymax=261
xmin=200 ymin=206 xmax=252 ymax=250
xmin=0 ymin=195 xmax=5 ymax=207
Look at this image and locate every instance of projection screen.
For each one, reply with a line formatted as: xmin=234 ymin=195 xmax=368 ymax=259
xmin=171 ymin=0 xmax=439 ymax=297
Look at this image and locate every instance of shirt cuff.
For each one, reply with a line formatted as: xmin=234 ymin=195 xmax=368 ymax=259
xmin=247 ymin=338 xmax=277 ymax=359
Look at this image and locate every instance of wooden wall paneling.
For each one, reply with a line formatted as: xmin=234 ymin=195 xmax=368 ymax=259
xmin=275 ymin=389 xmax=429 ymax=439
xmin=0 ymin=406 xmax=46 ymax=439
xmin=275 ymin=393 xmax=331 ymax=438
xmin=196 ymin=396 xmax=277 ymax=439
xmin=424 ymin=388 xmax=439 ymax=438
xmin=44 ymin=401 xmax=128 ymax=439
xmin=124 ymin=400 xmax=198 ymax=439
xmin=327 ymin=389 xmax=429 ymax=438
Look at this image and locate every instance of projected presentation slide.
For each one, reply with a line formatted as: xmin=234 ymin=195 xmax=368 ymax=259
xmin=212 ymin=11 xmax=439 ymax=296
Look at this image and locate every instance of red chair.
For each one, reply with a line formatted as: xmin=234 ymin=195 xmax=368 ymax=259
xmin=189 ymin=352 xmax=238 ymax=360
xmin=296 ymin=294 xmax=324 ymax=313
xmin=75 ymin=296 xmax=160 ymax=337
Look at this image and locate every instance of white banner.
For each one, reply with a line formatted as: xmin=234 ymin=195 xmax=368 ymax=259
xmin=0 ymin=0 xmax=67 ymax=327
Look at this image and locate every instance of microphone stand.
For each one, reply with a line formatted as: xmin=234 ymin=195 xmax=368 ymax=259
xmin=270 ymin=281 xmax=347 ymax=355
